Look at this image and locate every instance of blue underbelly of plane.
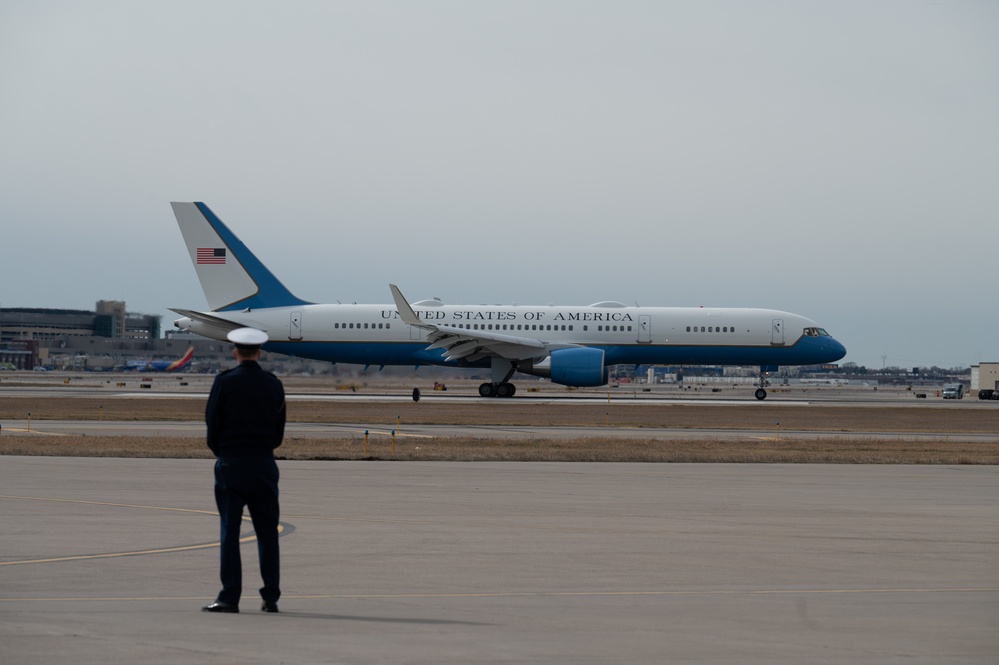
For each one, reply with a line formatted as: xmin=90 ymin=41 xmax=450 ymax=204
xmin=266 ymin=335 xmax=845 ymax=370
xmin=602 ymin=335 xmax=846 ymax=367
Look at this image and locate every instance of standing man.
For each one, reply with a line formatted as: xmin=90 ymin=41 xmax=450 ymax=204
xmin=202 ymin=327 xmax=286 ymax=614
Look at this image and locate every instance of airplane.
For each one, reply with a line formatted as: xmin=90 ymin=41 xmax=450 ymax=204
xmin=125 ymin=346 xmax=195 ymax=372
xmin=169 ymin=202 xmax=846 ymax=400
xmin=799 ymin=378 xmax=849 ymax=386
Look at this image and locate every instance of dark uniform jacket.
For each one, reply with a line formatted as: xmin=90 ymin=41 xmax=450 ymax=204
xmin=206 ymin=360 xmax=286 ymax=457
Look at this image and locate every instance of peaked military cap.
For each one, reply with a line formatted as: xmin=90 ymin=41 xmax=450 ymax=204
xmin=227 ymin=327 xmax=268 ymax=349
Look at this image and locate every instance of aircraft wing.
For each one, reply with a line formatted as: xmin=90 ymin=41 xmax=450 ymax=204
xmin=425 ymin=325 xmax=550 ymax=362
xmin=390 ymin=284 xmax=573 ymax=363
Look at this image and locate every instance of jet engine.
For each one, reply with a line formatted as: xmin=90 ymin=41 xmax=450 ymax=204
xmin=547 ymin=347 xmax=609 ymax=387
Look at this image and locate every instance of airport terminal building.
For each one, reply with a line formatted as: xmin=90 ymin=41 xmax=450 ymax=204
xmin=0 ymin=302 xmax=315 ymax=373
xmin=0 ymin=302 xmax=173 ymax=370
xmin=0 ymin=301 xmax=159 ymax=342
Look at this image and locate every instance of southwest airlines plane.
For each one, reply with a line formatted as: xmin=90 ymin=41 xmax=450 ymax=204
xmin=125 ymin=346 xmax=195 ymax=372
xmin=170 ymin=202 xmax=846 ymax=400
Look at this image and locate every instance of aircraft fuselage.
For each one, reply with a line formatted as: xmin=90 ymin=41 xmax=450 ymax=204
xmin=175 ymin=302 xmax=844 ymax=369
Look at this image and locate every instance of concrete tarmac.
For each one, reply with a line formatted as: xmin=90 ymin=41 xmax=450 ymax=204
xmin=1 ymin=458 xmax=997 ymax=664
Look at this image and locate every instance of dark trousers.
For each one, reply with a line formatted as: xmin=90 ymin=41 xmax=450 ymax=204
xmin=213 ymin=456 xmax=281 ymax=606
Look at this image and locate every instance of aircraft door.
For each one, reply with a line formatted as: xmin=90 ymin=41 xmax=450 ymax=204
xmin=771 ymin=319 xmax=784 ymax=346
xmin=638 ymin=315 xmax=652 ymax=344
xmin=409 ymin=324 xmax=422 ymax=340
xmin=290 ymin=311 xmax=303 ymax=340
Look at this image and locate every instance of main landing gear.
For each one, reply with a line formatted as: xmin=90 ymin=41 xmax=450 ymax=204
xmin=479 ymin=382 xmax=517 ymax=398
xmin=480 ymin=358 xmax=518 ymax=398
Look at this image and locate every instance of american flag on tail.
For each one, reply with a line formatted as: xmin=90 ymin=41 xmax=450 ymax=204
xmin=197 ymin=248 xmax=226 ymax=264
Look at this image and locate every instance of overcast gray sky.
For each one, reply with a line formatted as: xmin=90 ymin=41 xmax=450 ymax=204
xmin=2 ymin=1 xmax=996 ymax=369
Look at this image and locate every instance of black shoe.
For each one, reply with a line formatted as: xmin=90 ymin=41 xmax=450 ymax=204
xmin=202 ymin=601 xmax=239 ymax=613
xmin=261 ymin=600 xmax=279 ymax=613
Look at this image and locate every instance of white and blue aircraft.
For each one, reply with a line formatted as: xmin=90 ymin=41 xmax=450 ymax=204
xmin=170 ymin=202 xmax=846 ymax=400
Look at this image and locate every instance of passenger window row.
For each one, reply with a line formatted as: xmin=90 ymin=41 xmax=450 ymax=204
xmin=330 ymin=322 xmax=641 ymax=334
xmin=334 ymin=323 xmax=392 ymax=329
xmin=686 ymin=326 xmax=736 ymax=333
xmin=453 ymin=324 xmax=574 ymax=331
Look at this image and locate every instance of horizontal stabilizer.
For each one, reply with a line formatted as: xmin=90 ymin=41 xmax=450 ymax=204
xmin=169 ymin=308 xmax=245 ymax=335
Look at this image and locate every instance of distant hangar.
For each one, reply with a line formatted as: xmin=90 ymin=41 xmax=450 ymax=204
xmin=971 ymin=363 xmax=999 ymax=394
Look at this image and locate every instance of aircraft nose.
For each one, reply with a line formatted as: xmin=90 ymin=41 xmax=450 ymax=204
xmin=827 ymin=337 xmax=847 ymax=362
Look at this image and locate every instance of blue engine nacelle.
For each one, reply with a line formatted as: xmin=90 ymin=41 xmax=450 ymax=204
xmin=549 ymin=347 xmax=609 ymax=387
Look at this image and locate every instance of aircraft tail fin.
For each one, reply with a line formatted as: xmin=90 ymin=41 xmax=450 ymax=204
xmin=165 ymin=346 xmax=195 ymax=372
xmin=171 ymin=202 xmax=312 ymax=312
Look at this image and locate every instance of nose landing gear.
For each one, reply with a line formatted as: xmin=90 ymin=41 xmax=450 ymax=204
xmin=755 ymin=366 xmax=774 ymax=400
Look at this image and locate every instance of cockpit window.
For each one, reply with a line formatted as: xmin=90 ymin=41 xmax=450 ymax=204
xmin=803 ymin=327 xmax=830 ymax=337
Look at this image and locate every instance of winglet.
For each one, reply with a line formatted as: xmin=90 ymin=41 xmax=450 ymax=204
xmin=390 ymin=284 xmax=428 ymax=328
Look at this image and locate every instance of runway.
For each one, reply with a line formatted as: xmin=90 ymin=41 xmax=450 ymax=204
xmin=2 ymin=371 xmax=996 ymax=409
xmin=1 ymin=457 xmax=996 ymax=664
xmin=3 ymin=418 xmax=997 ymax=443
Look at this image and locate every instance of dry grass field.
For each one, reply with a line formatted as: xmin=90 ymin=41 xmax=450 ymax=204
xmin=1 ymin=396 xmax=997 ymax=463
xmin=4 ymin=396 xmax=999 ymax=431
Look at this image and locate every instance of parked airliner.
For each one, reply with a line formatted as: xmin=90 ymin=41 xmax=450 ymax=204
xmin=170 ymin=202 xmax=846 ymax=399
xmin=125 ymin=346 xmax=195 ymax=372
